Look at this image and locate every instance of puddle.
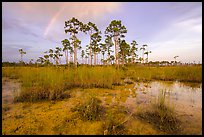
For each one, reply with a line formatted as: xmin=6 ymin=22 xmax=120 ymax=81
xmin=123 ymin=81 xmax=202 ymax=134
xmin=127 ymin=81 xmax=202 ymax=111
xmin=2 ymin=77 xmax=21 ymax=105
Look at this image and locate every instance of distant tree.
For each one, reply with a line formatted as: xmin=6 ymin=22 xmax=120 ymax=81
xmin=138 ymin=57 xmax=143 ymax=63
xmin=19 ymin=48 xmax=26 ymax=63
xmin=68 ymin=45 xmax=74 ymax=63
xmin=70 ymin=35 xmax=81 ymax=66
xmin=144 ymin=50 xmax=151 ymax=63
xmin=100 ymin=43 xmax=107 ymax=65
xmin=130 ymin=40 xmax=138 ymax=64
xmin=110 ymin=55 xmax=115 ymax=65
xmin=44 ymin=54 xmax=50 ymax=65
xmin=105 ymin=20 xmax=127 ymax=66
xmin=53 ymin=47 xmax=63 ymax=65
xmin=174 ymin=56 xmax=179 ymax=63
xmin=105 ymin=36 xmax=114 ymax=65
xmin=48 ymin=49 xmax=54 ymax=65
xmin=85 ymin=45 xmax=90 ymax=64
xmin=140 ymin=44 xmax=147 ymax=64
xmin=81 ymin=50 xmax=85 ymax=64
xmin=61 ymin=39 xmax=70 ymax=65
xmin=29 ymin=59 xmax=34 ymax=65
xmin=85 ymin=55 xmax=89 ymax=64
xmin=64 ymin=17 xmax=83 ymax=67
xmin=37 ymin=57 xmax=45 ymax=66
xmin=82 ymin=22 xmax=100 ymax=66
xmin=91 ymin=31 xmax=102 ymax=65
xmin=119 ymin=40 xmax=130 ymax=66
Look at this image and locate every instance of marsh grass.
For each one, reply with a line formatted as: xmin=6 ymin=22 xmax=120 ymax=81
xmin=136 ymin=89 xmax=181 ymax=134
xmin=4 ymin=66 xmax=121 ymax=102
xmin=2 ymin=65 xmax=201 ymax=102
xmin=124 ymin=65 xmax=202 ymax=83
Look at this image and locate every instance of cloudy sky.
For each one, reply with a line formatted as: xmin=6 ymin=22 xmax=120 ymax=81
xmin=2 ymin=2 xmax=202 ymax=64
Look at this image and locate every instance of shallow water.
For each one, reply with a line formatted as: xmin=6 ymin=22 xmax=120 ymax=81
xmin=125 ymin=81 xmax=202 ymax=109
xmin=2 ymin=77 xmax=21 ymax=105
xmin=116 ymin=81 xmax=202 ymax=134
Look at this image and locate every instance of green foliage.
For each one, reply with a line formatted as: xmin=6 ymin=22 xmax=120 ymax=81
xmin=105 ymin=20 xmax=127 ymax=37
xmin=119 ymin=40 xmax=130 ymax=65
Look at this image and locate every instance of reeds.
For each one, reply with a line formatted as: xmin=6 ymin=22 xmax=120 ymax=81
xmin=136 ymin=89 xmax=181 ymax=134
xmin=2 ymin=65 xmax=201 ymax=102
xmin=3 ymin=66 xmax=122 ymax=102
xmin=122 ymin=65 xmax=202 ymax=83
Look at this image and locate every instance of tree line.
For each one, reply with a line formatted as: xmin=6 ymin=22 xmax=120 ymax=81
xmin=18 ymin=17 xmax=153 ymax=67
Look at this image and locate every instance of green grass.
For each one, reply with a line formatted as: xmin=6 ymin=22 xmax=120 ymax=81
xmin=123 ymin=65 xmax=202 ymax=82
xmin=2 ymin=65 xmax=201 ymax=102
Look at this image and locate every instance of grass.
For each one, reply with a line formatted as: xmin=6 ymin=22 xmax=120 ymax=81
xmin=2 ymin=65 xmax=201 ymax=102
xmin=71 ymin=95 xmax=105 ymax=121
xmin=2 ymin=66 xmax=122 ymax=102
xmin=136 ymin=89 xmax=181 ymax=134
xmin=123 ymin=65 xmax=202 ymax=83
xmin=102 ymin=105 xmax=129 ymax=135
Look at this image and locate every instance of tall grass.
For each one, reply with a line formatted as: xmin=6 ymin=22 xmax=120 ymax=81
xmin=2 ymin=66 xmax=122 ymax=102
xmin=2 ymin=65 xmax=201 ymax=102
xmin=136 ymin=89 xmax=181 ymax=134
xmin=123 ymin=65 xmax=202 ymax=83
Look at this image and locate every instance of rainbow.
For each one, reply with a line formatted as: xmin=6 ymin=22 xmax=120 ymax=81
xmin=43 ymin=5 xmax=66 ymax=37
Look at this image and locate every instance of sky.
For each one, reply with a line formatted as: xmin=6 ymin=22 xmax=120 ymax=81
xmin=2 ymin=2 xmax=202 ymax=64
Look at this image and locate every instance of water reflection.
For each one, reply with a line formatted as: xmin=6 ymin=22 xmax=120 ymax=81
xmin=113 ymin=81 xmax=201 ymax=119
xmin=131 ymin=81 xmax=202 ymax=108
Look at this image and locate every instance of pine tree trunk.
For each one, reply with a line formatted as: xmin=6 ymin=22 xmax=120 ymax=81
xmin=66 ymin=50 xmax=69 ymax=65
xmin=90 ymin=48 xmax=92 ymax=66
xmin=74 ymin=47 xmax=77 ymax=67
xmin=65 ymin=51 xmax=67 ymax=65
xmin=21 ymin=54 xmax=23 ymax=63
xmin=103 ymin=54 xmax=104 ymax=65
xmin=94 ymin=53 xmax=96 ymax=65
xmin=132 ymin=54 xmax=134 ymax=64
xmin=70 ymin=52 xmax=73 ymax=63
xmin=108 ymin=54 xmax=110 ymax=65
xmin=122 ymin=52 xmax=125 ymax=66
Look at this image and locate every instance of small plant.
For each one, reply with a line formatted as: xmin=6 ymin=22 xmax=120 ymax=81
xmin=102 ymin=105 xmax=128 ymax=135
xmin=157 ymin=89 xmax=167 ymax=110
xmin=71 ymin=96 xmax=104 ymax=121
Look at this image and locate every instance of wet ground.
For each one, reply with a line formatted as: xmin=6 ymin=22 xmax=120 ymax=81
xmin=2 ymin=77 xmax=202 ymax=135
